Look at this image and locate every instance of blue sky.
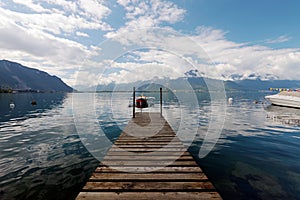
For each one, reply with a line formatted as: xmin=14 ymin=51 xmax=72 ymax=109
xmin=0 ymin=0 xmax=299 ymax=87
xmin=178 ymin=0 xmax=300 ymax=48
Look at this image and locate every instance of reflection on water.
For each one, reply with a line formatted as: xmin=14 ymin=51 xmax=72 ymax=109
xmin=0 ymin=93 xmax=98 ymax=200
xmin=0 ymin=91 xmax=300 ymax=200
xmin=0 ymin=93 xmax=66 ymax=122
xmin=190 ymin=92 xmax=300 ymax=200
xmin=265 ymin=105 xmax=300 ymax=126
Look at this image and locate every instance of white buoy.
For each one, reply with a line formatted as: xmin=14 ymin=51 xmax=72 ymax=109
xmin=228 ymin=97 xmax=233 ymax=104
xmin=10 ymin=102 xmax=15 ymax=109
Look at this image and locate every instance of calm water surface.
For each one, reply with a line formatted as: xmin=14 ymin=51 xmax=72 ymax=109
xmin=0 ymin=91 xmax=300 ymax=200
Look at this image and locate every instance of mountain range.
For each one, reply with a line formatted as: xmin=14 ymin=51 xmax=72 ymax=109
xmin=0 ymin=60 xmax=73 ymax=92
xmin=86 ymin=69 xmax=299 ymax=92
xmin=1 ymin=60 xmax=299 ymax=93
xmin=80 ymin=77 xmax=300 ymax=92
xmin=226 ymin=78 xmax=300 ymax=91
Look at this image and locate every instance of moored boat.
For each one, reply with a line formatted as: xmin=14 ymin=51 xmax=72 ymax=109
xmin=265 ymin=91 xmax=300 ymax=108
xmin=128 ymin=96 xmax=155 ymax=108
xmin=136 ymin=95 xmax=148 ymax=108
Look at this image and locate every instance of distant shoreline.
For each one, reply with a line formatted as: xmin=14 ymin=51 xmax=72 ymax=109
xmin=0 ymin=89 xmax=73 ymax=93
xmin=0 ymin=89 xmax=278 ymax=94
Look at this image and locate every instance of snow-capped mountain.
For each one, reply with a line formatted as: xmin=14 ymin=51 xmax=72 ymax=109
xmin=184 ymin=69 xmax=205 ymax=77
xmin=222 ymin=72 xmax=279 ymax=81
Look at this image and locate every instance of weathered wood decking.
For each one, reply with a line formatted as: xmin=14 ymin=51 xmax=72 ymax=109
xmin=76 ymin=112 xmax=222 ymax=199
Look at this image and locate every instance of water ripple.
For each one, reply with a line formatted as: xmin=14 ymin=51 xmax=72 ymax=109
xmin=1 ymin=92 xmax=300 ymax=200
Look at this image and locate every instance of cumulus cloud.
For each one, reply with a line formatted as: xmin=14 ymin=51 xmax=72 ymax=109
xmin=106 ymin=0 xmax=185 ymax=38
xmin=0 ymin=0 xmax=112 ymax=85
xmin=96 ymin=48 xmax=194 ymax=85
xmin=101 ymin=26 xmax=300 ymax=84
xmin=0 ymin=5 xmax=111 ymax=35
xmin=78 ymin=0 xmax=111 ymax=21
xmin=0 ymin=0 xmax=299 ymax=88
xmin=192 ymin=27 xmax=300 ymax=80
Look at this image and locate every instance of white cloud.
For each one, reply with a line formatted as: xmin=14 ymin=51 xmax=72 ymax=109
xmin=0 ymin=0 xmax=113 ymax=86
xmin=192 ymin=27 xmax=300 ymax=80
xmin=72 ymin=70 xmax=101 ymax=87
xmin=265 ymin=35 xmax=291 ymax=44
xmin=42 ymin=0 xmax=77 ymax=12
xmin=76 ymin=31 xmax=89 ymax=37
xmin=0 ymin=9 xmax=102 ymax=85
xmin=99 ymin=61 xmax=184 ymax=85
xmin=0 ymin=21 xmax=89 ymax=60
xmin=0 ymin=6 xmax=110 ymax=35
xmin=107 ymin=0 xmax=185 ymax=38
xmin=78 ymin=0 xmax=111 ymax=21
xmin=1 ymin=0 xmax=299 ymax=88
xmin=102 ymin=26 xmax=300 ymax=85
xmin=11 ymin=0 xmax=47 ymax=12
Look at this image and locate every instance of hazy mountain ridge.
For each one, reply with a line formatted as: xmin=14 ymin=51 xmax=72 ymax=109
xmin=189 ymin=77 xmax=300 ymax=91
xmin=230 ymin=79 xmax=300 ymax=91
xmin=0 ymin=60 xmax=73 ymax=92
xmin=5 ymin=59 xmax=296 ymax=93
xmin=78 ymin=76 xmax=300 ymax=92
xmin=88 ymin=70 xmax=300 ymax=92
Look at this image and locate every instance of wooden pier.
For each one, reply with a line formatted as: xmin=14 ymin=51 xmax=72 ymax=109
xmin=76 ymin=112 xmax=222 ymax=199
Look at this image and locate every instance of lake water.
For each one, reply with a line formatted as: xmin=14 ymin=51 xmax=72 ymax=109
xmin=0 ymin=91 xmax=300 ymax=200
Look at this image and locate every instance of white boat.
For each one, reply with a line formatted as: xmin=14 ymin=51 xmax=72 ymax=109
xmin=265 ymin=91 xmax=300 ymax=108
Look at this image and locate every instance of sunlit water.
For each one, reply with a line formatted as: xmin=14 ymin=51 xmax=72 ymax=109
xmin=0 ymin=92 xmax=300 ymax=199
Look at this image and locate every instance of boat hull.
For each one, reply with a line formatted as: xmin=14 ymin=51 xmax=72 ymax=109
xmin=265 ymin=93 xmax=300 ymax=108
xmin=136 ymin=98 xmax=148 ymax=108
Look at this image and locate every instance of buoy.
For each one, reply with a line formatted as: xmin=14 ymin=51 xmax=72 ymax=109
xmin=31 ymin=100 xmax=37 ymax=105
xmin=228 ymin=97 xmax=233 ymax=104
xmin=10 ymin=102 xmax=15 ymax=109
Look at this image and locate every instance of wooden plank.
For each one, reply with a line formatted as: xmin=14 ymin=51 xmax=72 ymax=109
xmin=112 ymin=144 xmax=184 ymax=148
xmin=105 ymin=151 xmax=191 ymax=156
xmin=115 ymin=140 xmax=182 ymax=143
xmin=100 ymin=160 xmax=199 ymax=166
xmin=76 ymin=192 xmax=222 ymax=200
xmin=82 ymin=181 xmax=215 ymax=191
xmin=116 ymin=141 xmax=182 ymax=144
xmin=116 ymin=139 xmax=181 ymax=142
xmin=119 ymin=134 xmax=177 ymax=137
xmin=76 ymin=113 xmax=221 ymax=200
xmin=102 ymin=156 xmax=194 ymax=161
xmin=109 ymin=148 xmax=187 ymax=152
xmin=118 ymin=135 xmax=178 ymax=139
xmin=95 ymin=166 xmax=203 ymax=173
xmin=89 ymin=172 xmax=208 ymax=180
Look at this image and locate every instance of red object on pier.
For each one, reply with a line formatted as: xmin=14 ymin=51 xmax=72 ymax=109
xmin=136 ymin=95 xmax=148 ymax=108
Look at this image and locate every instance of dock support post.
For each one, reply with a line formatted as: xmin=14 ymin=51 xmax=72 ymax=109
xmin=160 ymin=87 xmax=162 ymax=117
xmin=133 ymin=87 xmax=135 ymax=118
